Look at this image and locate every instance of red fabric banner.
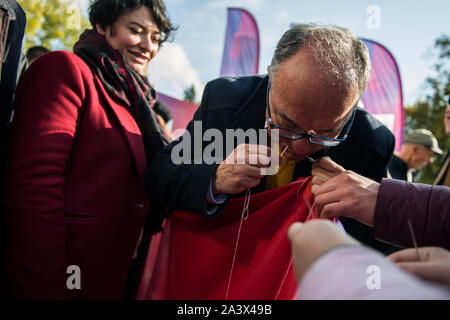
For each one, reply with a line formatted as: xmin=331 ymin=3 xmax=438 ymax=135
xmin=157 ymin=92 xmax=198 ymax=139
xmin=137 ymin=178 xmax=319 ymax=300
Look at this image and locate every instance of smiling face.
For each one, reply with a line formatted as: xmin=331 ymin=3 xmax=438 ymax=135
xmin=96 ymin=5 xmax=160 ymax=75
xmin=268 ymin=47 xmax=359 ymax=161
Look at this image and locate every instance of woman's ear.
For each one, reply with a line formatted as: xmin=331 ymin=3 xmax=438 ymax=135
xmin=96 ymin=23 xmax=106 ymax=35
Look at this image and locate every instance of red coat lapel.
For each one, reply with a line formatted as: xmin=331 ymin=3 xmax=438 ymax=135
xmin=93 ymin=77 xmax=147 ymax=186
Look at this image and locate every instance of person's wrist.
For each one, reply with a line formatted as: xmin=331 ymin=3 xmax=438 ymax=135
xmin=364 ymin=181 xmax=379 ymax=226
xmin=212 ymin=164 xmax=224 ymax=195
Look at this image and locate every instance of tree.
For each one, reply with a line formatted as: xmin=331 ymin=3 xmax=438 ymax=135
xmin=405 ymin=35 xmax=450 ymax=184
xmin=21 ymin=0 xmax=90 ymax=51
xmin=183 ymin=84 xmax=197 ymax=103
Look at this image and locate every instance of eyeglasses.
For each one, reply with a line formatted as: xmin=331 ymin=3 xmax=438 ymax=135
xmin=266 ymin=84 xmax=355 ymax=147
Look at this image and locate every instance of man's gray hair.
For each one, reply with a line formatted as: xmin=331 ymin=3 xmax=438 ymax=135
xmin=269 ymin=23 xmax=371 ymax=97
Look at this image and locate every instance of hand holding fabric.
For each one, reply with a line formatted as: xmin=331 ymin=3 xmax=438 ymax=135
xmin=388 ymin=247 xmax=450 ymax=288
xmin=311 ymin=164 xmax=379 ymax=226
xmin=311 ymin=156 xmax=345 ymax=185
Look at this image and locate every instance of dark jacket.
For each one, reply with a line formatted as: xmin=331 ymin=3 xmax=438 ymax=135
xmin=374 ymin=178 xmax=450 ymax=250
xmin=388 ymin=154 xmax=409 ymax=181
xmin=149 ymin=75 xmax=397 ymax=253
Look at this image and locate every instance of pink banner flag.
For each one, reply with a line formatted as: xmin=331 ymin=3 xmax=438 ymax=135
xmin=361 ymin=39 xmax=405 ymax=151
xmin=220 ymin=8 xmax=260 ymax=77
xmin=157 ymin=93 xmax=198 ymax=139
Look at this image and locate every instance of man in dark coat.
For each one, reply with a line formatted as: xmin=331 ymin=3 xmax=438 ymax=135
xmin=149 ymin=23 xmax=397 ymax=254
xmin=388 ymin=129 xmax=443 ymax=182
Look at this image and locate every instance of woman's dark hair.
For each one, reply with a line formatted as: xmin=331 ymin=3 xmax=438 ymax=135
xmin=89 ymin=0 xmax=176 ymax=44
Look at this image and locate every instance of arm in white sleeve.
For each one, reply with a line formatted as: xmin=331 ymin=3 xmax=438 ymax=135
xmin=297 ymin=246 xmax=450 ymax=300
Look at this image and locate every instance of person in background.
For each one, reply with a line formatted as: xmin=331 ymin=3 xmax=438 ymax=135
xmin=388 ymin=129 xmax=443 ymax=182
xmin=0 ymin=0 xmax=26 ymax=300
xmin=25 ymin=45 xmax=50 ymax=65
xmin=434 ymin=96 xmax=450 ymax=187
xmin=287 ymin=220 xmax=450 ymax=300
xmin=4 ymin=0 xmax=175 ymax=299
xmin=0 ymin=0 xmax=26 ymax=129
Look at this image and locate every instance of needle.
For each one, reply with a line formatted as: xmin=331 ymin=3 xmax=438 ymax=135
xmin=280 ymin=145 xmax=289 ymax=158
xmin=306 ymin=156 xmax=316 ymax=164
xmin=280 ymin=147 xmax=315 ymax=164
xmin=407 ymin=219 xmax=422 ymax=262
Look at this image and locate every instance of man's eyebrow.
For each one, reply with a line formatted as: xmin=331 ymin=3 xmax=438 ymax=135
xmin=277 ymin=109 xmax=346 ymax=134
xmin=315 ymin=115 xmax=349 ymax=135
xmin=277 ymin=111 xmax=301 ymax=129
xmin=316 ymin=111 xmax=352 ymax=134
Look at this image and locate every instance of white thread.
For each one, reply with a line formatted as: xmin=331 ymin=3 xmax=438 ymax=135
xmin=275 ymin=199 xmax=315 ymax=300
xmin=275 ymin=257 xmax=294 ymax=300
xmin=280 ymin=145 xmax=289 ymax=158
xmin=303 ymin=195 xmax=318 ymax=220
xmin=294 ymin=179 xmax=308 ymax=198
xmin=225 ymin=188 xmax=252 ymax=300
xmin=242 ymin=189 xmax=251 ymax=220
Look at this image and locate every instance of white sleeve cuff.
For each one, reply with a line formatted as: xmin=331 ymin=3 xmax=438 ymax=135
xmin=205 ymin=180 xmax=227 ymax=216
xmin=207 ymin=180 xmax=227 ymax=205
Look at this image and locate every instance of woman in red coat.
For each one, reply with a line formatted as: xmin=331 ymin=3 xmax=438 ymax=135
xmin=4 ymin=0 xmax=175 ymax=299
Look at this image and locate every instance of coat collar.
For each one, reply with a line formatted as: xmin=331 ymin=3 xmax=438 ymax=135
xmin=231 ymin=75 xmax=269 ymax=131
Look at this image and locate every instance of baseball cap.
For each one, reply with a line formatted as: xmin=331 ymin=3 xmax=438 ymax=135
xmin=404 ymin=129 xmax=443 ymax=155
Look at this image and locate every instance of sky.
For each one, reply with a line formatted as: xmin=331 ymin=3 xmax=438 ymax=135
xmin=79 ymin=0 xmax=450 ymax=105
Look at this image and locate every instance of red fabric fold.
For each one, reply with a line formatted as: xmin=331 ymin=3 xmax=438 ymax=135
xmin=138 ymin=177 xmax=320 ymax=300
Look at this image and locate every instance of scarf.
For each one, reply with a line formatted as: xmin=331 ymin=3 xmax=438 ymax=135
xmin=73 ymin=29 xmax=169 ymax=168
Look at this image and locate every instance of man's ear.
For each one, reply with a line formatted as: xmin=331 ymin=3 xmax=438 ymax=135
xmin=96 ymin=23 xmax=106 ymax=35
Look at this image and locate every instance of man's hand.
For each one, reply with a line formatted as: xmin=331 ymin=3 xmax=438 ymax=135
xmin=311 ymin=158 xmax=379 ymax=226
xmin=213 ymin=144 xmax=278 ymax=195
xmin=287 ymin=220 xmax=360 ymax=282
xmin=388 ymin=247 xmax=450 ymax=287
xmin=311 ymin=156 xmax=345 ymax=186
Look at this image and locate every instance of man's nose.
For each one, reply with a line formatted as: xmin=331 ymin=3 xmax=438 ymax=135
xmin=289 ymin=137 xmax=316 ymax=153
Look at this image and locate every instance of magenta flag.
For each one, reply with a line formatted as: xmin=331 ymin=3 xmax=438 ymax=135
xmin=361 ymin=39 xmax=405 ymax=151
xmin=157 ymin=93 xmax=198 ymax=139
xmin=220 ymin=8 xmax=260 ymax=77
